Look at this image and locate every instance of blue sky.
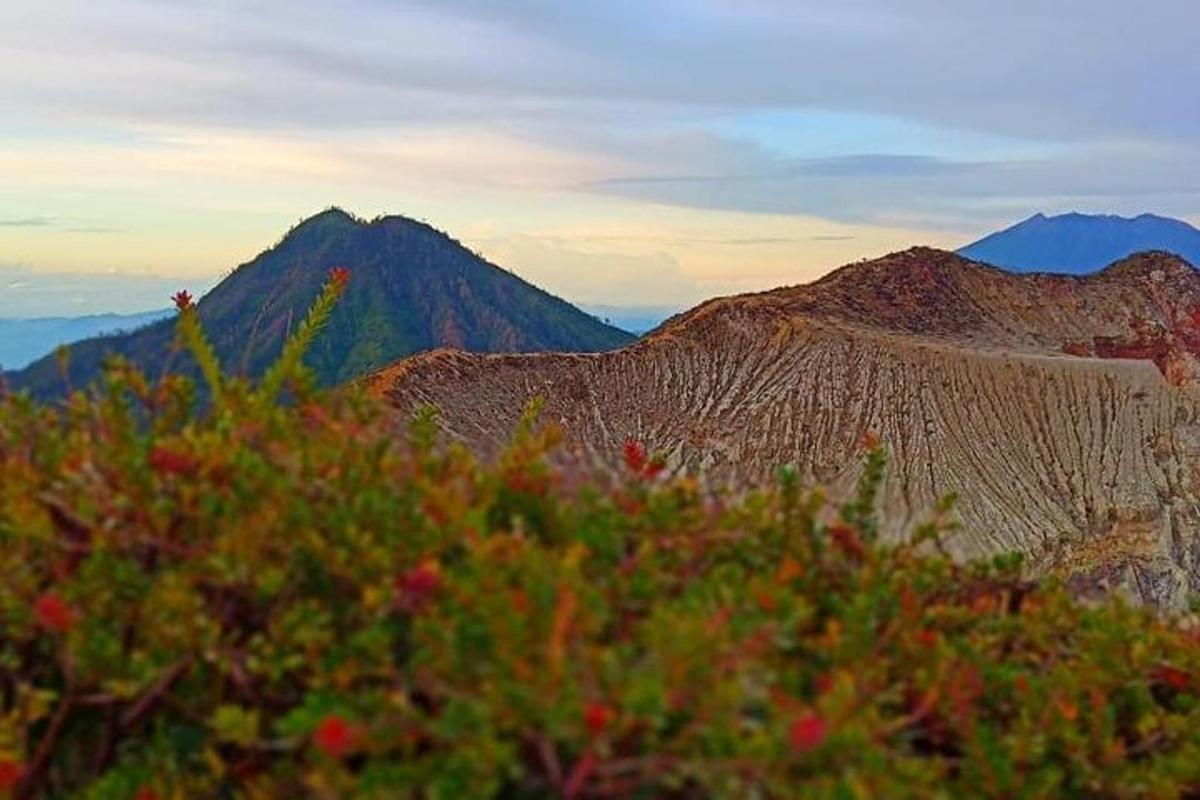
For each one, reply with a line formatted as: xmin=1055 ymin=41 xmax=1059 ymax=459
xmin=2 ymin=0 xmax=1198 ymax=314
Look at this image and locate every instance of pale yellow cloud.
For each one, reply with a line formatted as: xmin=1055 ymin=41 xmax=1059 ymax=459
xmin=467 ymin=203 xmax=958 ymax=306
xmin=0 ymin=126 xmax=619 ymax=191
xmin=0 ymin=126 xmax=962 ymax=308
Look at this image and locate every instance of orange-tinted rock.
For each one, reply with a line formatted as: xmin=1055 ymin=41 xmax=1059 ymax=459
xmin=368 ymin=249 xmax=1200 ymax=607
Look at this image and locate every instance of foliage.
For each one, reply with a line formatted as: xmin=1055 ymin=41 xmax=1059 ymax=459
xmin=2 ymin=273 xmax=1200 ymax=798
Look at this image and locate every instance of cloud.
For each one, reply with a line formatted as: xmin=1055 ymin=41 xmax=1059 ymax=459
xmin=0 ymin=214 xmax=122 ymax=233
xmin=462 ymin=203 xmax=948 ymax=306
xmin=0 ymin=216 xmax=54 ymax=227
xmin=3 ymin=1 xmax=1196 ymax=142
xmin=585 ymin=133 xmax=1200 ymax=230
xmin=480 ymin=235 xmax=703 ymax=306
xmin=0 ymin=264 xmax=214 ymax=317
xmin=1 ymin=1 xmax=1198 ymax=263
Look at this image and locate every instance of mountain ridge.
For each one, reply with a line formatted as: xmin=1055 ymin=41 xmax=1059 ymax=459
xmin=959 ymin=211 xmax=1200 ymax=274
xmin=370 ymin=247 xmax=1200 ymax=607
xmin=0 ymin=309 xmax=170 ymax=370
xmin=6 ymin=208 xmax=633 ymax=396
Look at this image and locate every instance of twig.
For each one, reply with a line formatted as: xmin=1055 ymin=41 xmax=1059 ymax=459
xmin=17 ymin=686 xmax=75 ymax=799
xmin=535 ymin=734 xmax=563 ymax=788
xmin=120 ymin=658 xmax=192 ymax=731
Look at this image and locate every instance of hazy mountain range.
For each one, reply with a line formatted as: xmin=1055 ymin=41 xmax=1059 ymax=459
xmin=0 ymin=310 xmax=170 ymax=371
xmin=577 ymin=304 xmax=682 ymax=335
xmin=959 ymin=212 xmax=1200 ymax=273
xmin=5 ymin=209 xmax=632 ymax=396
xmin=8 ymin=210 xmax=1200 ymax=374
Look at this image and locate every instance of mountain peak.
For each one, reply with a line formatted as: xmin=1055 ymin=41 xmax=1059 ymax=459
xmin=1096 ymin=250 xmax=1196 ymax=280
xmin=959 ymin=211 xmax=1200 ymax=274
xmin=295 ymin=207 xmax=362 ymax=230
xmin=9 ymin=210 xmax=634 ymax=397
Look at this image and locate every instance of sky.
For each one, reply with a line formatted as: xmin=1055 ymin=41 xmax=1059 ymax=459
xmin=2 ymin=0 xmax=1199 ymax=316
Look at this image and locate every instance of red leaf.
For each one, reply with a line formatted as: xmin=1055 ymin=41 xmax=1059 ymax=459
xmin=0 ymin=760 xmax=23 ymax=790
xmin=148 ymin=446 xmax=197 ymax=477
xmin=829 ymin=524 xmax=866 ymax=560
xmin=171 ymin=290 xmax=193 ymax=310
xmin=395 ymin=561 xmax=441 ymax=613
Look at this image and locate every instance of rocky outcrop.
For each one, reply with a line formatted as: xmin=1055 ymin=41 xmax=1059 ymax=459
xmin=367 ymin=248 xmax=1200 ymax=608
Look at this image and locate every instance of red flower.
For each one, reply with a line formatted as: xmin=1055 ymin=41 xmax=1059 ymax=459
xmin=828 ymin=524 xmax=866 ymax=560
xmin=312 ymin=715 xmax=359 ymax=758
xmin=0 ymin=760 xmax=22 ymax=790
xmin=622 ymin=438 xmax=646 ymax=474
xmin=584 ymin=702 xmax=614 ymax=736
xmin=134 ymin=788 xmax=160 ymax=800
xmin=915 ymin=628 xmax=938 ymax=648
xmin=948 ymin=665 xmax=984 ymax=722
xmin=301 ymin=402 xmax=331 ymax=428
xmin=1056 ymin=697 xmax=1078 ymax=722
xmin=148 ymin=446 xmax=197 ymax=477
xmin=1155 ymin=664 xmax=1192 ymax=692
xmin=619 ymin=440 xmax=666 ymax=479
xmin=642 ymin=456 xmax=666 ymax=479
xmin=33 ymin=592 xmax=77 ymax=633
xmin=395 ymin=561 xmax=441 ymax=613
xmin=788 ymin=711 xmax=828 ymax=753
xmin=756 ymin=590 xmax=778 ymax=612
xmin=172 ymin=290 xmax=193 ymax=310
xmin=328 ymin=266 xmax=351 ymax=287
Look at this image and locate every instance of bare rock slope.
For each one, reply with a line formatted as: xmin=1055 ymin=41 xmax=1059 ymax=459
xmin=367 ymin=248 xmax=1200 ymax=607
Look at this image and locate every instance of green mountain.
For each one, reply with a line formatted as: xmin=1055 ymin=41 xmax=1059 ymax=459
xmin=6 ymin=209 xmax=634 ymax=397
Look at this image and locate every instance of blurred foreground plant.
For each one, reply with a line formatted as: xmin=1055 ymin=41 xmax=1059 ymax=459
xmin=0 ymin=271 xmax=1199 ymax=797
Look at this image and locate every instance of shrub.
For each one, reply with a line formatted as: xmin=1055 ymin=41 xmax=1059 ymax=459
xmin=0 ymin=273 xmax=1199 ymax=797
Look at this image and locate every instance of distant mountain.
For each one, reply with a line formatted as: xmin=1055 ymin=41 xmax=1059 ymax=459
xmin=6 ymin=208 xmax=633 ymax=397
xmin=0 ymin=310 xmax=170 ymax=371
xmin=579 ymin=304 xmax=682 ymax=335
xmin=959 ymin=212 xmax=1200 ymax=274
xmin=371 ymin=247 xmax=1200 ymax=607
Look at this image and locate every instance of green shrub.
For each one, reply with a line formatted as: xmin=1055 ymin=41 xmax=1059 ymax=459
xmin=1 ymin=272 xmax=1199 ymax=798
